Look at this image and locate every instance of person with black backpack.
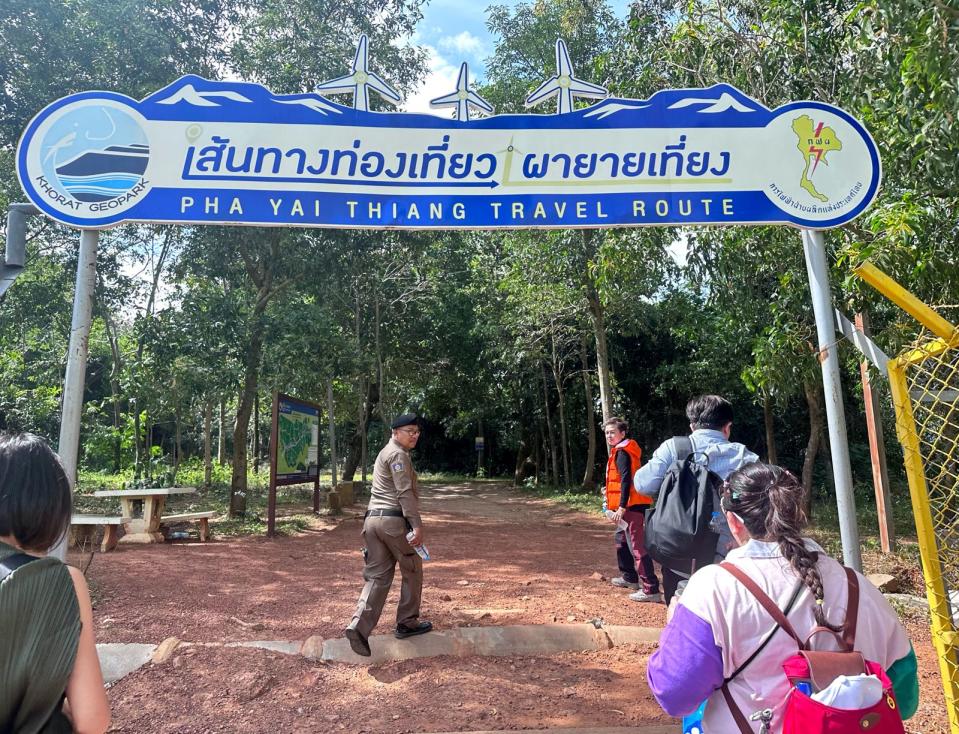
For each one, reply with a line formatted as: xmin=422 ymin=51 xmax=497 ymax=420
xmin=633 ymin=395 xmax=757 ymax=604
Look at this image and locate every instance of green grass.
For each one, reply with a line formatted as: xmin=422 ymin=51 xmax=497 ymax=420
xmin=75 ymin=463 xmax=330 ymax=539
xmin=516 ymin=481 xmax=604 ymax=514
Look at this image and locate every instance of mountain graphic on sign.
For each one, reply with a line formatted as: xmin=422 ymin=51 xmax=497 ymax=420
xmin=139 ymin=76 xmax=772 ymax=129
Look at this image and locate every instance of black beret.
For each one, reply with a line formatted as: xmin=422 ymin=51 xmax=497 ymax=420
xmin=391 ymin=413 xmax=419 ymax=429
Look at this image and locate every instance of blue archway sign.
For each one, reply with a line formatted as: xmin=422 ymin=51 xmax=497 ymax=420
xmin=17 ymin=74 xmax=880 ymax=232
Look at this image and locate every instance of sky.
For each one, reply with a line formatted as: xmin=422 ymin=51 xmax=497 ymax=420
xmin=402 ymin=0 xmax=632 ymax=114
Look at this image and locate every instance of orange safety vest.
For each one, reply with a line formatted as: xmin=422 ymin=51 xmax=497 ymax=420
xmin=605 ymin=439 xmax=648 ymax=509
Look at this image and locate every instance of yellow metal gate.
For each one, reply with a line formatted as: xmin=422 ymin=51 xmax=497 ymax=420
xmin=858 ymin=263 xmax=959 ymax=733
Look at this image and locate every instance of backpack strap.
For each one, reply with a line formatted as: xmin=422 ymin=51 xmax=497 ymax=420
xmin=720 ymin=562 xmax=804 ymax=646
xmin=842 ymin=566 xmax=859 ymax=652
xmin=718 ymin=562 xmax=805 ymax=734
xmin=724 ymin=578 xmax=804 ymax=683
xmin=0 ymin=552 xmax=38 ymax=583
xmin=671 ymin=435 xmax=694 ymax=461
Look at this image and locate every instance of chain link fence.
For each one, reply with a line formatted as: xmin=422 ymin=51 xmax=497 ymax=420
xmin=888 ymin=334 xmax=959 ymax=733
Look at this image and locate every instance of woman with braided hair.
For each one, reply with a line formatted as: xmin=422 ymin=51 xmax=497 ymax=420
xmin=646 ymin=462 xmax=918 ymax=733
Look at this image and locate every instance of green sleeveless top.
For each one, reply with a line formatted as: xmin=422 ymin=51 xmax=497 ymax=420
xmin=0 ymin=541 xmax=81 ymax=734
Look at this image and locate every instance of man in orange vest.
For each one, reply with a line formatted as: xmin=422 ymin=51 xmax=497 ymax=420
xmin=604 ymin=417 xmax=661 ymax=603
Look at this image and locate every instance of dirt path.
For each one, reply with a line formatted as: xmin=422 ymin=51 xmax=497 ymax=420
xmin=78 ymin=481 xmax=949 ymax=733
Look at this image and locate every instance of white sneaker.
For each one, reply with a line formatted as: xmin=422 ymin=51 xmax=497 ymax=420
xmin=610 ymin=577 xmax=640 ymax=590
xmin=629 ymin=590 xmax=664 ymax=603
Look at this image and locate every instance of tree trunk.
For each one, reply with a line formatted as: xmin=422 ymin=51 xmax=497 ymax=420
xmin=203 ymin=401 xmax=213 ymax=487
xmin=252 ymin=391 xmax=260 ymax=474
xmin=144 ymin=413 xmax=153 ymax=479
xmin=533 ymin=426 xmax=541 ymax=486
xmin=102 ymin=308 xmax=124 ymax=473
xmin=173 ymin=395 xmax=181 ymax=480
xmin=801 ymin=379 xmax=824 ymax=519
xmin=586 ymin=283 xmax=613 ymax=421
xmin=343 ymin=380 xmax=379 ymax=481
xmin=218 ymin=399 xmax=227 ymax=465
xmin=133 ymin=400 xmax=143 ymax=480
xmin=580 ymin=336 xmax=598 ymax=491
xmin=229 ymin=320 xmax=265 ymax=517
xmin=513 ymin=433 xmax=531 ymax=486
xmin=327 ymin=381 xmax=337 ymax=486
xmin=552 ymin=331 xmax=571 ymax=486
xmin=375 ymin=293 xmax=389 ymax=430
xmin=763 ymin=394 xmax=778 ymax=464
xmin=541 ymin=364 xmax=560 ymax=486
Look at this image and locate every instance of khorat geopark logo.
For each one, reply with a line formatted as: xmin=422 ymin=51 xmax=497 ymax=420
xmin=16 ymin=40 xmax=881 ymax=231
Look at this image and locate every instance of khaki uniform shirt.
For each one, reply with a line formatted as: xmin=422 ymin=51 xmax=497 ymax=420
xmin=368 ymin=438 xmax=421 ymax=528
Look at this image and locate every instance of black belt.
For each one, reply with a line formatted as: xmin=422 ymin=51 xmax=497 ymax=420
xmin=365 ymin=508 xmax=404 ymax=518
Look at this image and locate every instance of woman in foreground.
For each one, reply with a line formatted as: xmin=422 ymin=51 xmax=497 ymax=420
xmin=647 ymin=462 xmax=918 ymax=733
xmin=0 ymin=432 xmax=110 ymax=734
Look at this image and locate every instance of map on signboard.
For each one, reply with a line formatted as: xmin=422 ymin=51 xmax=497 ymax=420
xmin=792 ymin=115 xmax=842 ymax=203
xmin=277 ymin=398 xmax=319 ymax=478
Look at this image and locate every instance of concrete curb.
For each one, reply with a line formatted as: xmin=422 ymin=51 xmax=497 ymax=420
xmin=98 ymin=624 xmax=664 ymax=683
xmin=97 ymin=643 xmax=156 ymax=684
xmin=313 ymin=623 xmax=662 ymax=665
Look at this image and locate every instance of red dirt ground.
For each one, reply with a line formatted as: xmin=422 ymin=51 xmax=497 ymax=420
xmin=74 ymin=482 xmax=949 ymax=733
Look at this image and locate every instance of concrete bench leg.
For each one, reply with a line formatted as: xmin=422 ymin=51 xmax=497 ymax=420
xmin=198 ymin=518 xmax=209 ymax=542
xmin=101 ymin=524 xmax=120 ymax=553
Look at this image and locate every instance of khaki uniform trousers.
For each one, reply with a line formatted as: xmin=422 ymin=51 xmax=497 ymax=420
xmin=349 ymin=515 xmax=423 ymax=637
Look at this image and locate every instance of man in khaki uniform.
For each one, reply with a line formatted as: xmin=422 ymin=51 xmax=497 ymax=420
xmin=345 ymin=414 xmax=432 ymax=657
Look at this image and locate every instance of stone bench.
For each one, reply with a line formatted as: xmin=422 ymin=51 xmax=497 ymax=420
xmin=160 ymin=511 xmax=216 ymax=541
xmin=71 ymin=514 xmax=126 ymax=552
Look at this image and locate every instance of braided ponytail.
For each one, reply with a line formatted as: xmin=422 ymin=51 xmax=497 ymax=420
xmin=723 ymin=463 xmax=841 ymax=632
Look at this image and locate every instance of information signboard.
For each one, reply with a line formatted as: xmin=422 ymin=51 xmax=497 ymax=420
xmin=268 ymin=392 xmax=322 ymax=536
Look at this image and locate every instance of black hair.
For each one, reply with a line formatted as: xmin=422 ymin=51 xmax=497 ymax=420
xmin=722 ymin=462 xmax=841 ymax=632
xmin=603 ymin=417 xmax=628 ymax=434
xmin=0 ymin=433 xmax=73 ymax=553
xmin=686 ymin=395 xmax=734 ymax=430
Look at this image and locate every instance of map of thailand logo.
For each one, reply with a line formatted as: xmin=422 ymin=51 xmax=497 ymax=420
xmin=792 ymin=115 xmax=842 ymax=202
xmin=39 ymin=104 xmax=150 ymax=206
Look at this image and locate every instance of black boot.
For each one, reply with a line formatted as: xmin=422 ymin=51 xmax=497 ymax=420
xmin=394 ymin=620 xmax=433 ymax=639
xmin=345 ymin=626 xmax=371 ymax=656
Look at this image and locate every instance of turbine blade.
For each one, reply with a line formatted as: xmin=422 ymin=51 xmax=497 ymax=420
xmin=456 ymin=62 xmax=470 ymax=90
xmin=366 ymin=72 xmax=401 ymax=103
xmin=555 ymin=39 xmax=573 ymax=77
xmin=353 ymin=34 xmax=369 ymax=73
xmin=568 ymin=77 xmax=608 ymax=98
xmin=430 ymin=91 xmax=460 ymax=107
xmin=467 ymin=91 xmax=494 ymax=113
xmin=315 ymin=74 xmax=356 ymax=92
xmin=525 ymin=77 xmax=559 ymax=107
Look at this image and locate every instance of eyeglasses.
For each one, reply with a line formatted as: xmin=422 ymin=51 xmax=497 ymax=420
xmin=399 ymin=428 xmax=421 ymax=436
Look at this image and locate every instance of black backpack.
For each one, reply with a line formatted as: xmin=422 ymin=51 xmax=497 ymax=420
xmin=644 ymin=436 xmax=722 ymax=574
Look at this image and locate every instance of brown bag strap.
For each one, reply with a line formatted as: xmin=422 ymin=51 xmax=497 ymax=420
xmin=842 ymin=566 xmax=859 ymax=651
xmin=720 ymin=562 xmax=804 ymax=646
xmin=721 ymin=682 xmax=755 ymax=734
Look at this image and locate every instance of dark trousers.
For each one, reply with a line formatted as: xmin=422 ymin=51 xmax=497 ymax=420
xmin=622 ymin=507 xmax=660 ymax=594
xmin=662 ymin=566 xmax=685 ymax=605
xmin=615 ymin=526 xmax=639 ymax=583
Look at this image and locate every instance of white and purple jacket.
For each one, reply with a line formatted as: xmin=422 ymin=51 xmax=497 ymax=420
xmin=647 ymin=538 xmax=918 ymax=733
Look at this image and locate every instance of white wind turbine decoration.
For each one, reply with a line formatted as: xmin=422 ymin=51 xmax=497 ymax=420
xmin=525 ymin=39 xmax=607 ymax=115
xmin=429 ymin=62 xmax=494 ymax=121
xmin=315 ymin=34 xmax=401 ymax=112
